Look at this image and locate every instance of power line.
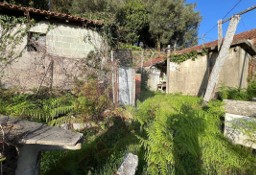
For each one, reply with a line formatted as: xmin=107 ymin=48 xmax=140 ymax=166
xmin=222 ymin=0 xmax=242 ymax=19
xmin=222 ymin=4 xmax=256 ymax=23
xmin=203 ymin=0 xmax=243 ymax=37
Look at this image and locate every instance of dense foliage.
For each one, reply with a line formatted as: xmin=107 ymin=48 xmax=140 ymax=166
xmin=134 ymin=94 xmax=256 ymax=175
xmin=1 ymin=0 xmax=201 ymax=50
xmin=218 ymin=80 xmax=256 ymax=101
xmin=0 ymin=79 xmax=112 ymax=125
xmin=1 ymin=89 xmax=256 ymax=174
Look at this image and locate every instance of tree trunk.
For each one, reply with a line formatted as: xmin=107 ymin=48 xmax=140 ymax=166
xmin=156 ymin=36 xmax=161 ymax=52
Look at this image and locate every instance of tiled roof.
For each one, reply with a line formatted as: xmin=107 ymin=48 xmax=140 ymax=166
xmin=143 ymin=29 xmax=256 ymax=67
xmin=0 ymin=2 xmax=103 ymax=26
xmin=143 ymin=56 xmax=166 ymax=67
xmin=176 ymin=28 xmax=256 ymax=55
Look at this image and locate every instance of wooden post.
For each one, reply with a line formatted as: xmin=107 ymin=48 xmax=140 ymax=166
xmin=166 ymin=45 xmax=171 ymax=93
xmin=111 ymin=50 xmax=119 ymax=108
xmin=203 ymin=15 xmax=240 ymax=103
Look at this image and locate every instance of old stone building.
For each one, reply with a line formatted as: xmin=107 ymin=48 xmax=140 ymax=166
xmin=0 ymin=2 xmax=107 ymax=92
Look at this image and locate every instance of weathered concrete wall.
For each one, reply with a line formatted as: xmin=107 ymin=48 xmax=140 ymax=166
xmin=0 ymin=21 xmax=107 ymax=91
xmin=219 ymin=46 xmax=250 ymax=88
xmin=168 ymin=46 xmax=251 ymax=96
xmin=46 ymin=23 xmax=104 ymax=58
xmin=169 ymin=54 xmax=209 ymax=96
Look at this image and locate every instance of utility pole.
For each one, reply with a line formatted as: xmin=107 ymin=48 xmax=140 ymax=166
xmin=203 ymin=15 xmax=240 ymax=103
xmin=203 ymin=5 xmax=256 ymax=103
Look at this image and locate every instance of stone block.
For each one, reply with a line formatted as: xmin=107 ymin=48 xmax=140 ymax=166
xmin=116 ymin=153 xmax=138 ymax=175
xmin=224 ymin=113 xmax=256 ymax=149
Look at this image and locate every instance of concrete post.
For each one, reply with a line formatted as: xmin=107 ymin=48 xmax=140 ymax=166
xmin=16 ymin=145 xmax=41 ymax=175
xmin=203 ymin=15 xmax=240 ymax=103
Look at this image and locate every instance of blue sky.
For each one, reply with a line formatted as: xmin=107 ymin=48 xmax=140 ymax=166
xmin=186 ymin=0 xmax=256 ymax=44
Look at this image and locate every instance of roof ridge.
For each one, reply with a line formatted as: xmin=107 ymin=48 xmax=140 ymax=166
xmin=0 ymin=2 xmax=103 ymax=26
xmin=176 ymin=28 xmax=256 ymax=55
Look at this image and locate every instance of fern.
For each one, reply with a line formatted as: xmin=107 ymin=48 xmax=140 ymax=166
xmin=135 ymin=94 xmax=256 ymax=175
xmin=0 ymin=92 xmax=76 ymax=125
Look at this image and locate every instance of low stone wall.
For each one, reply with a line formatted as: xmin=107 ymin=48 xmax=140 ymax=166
xmin=224 ymin=100 xmax=256 ymax=149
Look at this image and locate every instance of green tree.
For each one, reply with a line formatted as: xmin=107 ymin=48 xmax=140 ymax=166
xmin=115 ymin=0 xmax=149 ymax=45
xmin=0 ymin=0 xmax=48 ymax=9
xmin=49 ymin=0 xmax=72 ymax=13
xmin=147 ymin=0 xmax=200 ymax=50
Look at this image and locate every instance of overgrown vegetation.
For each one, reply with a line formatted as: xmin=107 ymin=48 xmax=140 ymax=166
xmin=218 ymin=80 xmax=256 ymax=101
xmin=0 ymin=79 xmax=113 ymax=126
xmin=40 ymin=116 xmax=140 ymax=175
xmin=1 ymin=87 xmax=256 ymax=174
xmin=134 ymin=94 xmax=256 ymax=175
xmin=171 ymin=49 xmax=208 ymax=63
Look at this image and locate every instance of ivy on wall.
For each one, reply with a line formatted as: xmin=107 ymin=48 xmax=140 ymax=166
xmin=170 ymin=48 xmax=208 ymax=64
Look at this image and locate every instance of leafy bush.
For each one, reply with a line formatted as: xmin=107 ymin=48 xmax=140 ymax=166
xmin=247 ymin=80 xmax=256 ymax=98
xmin=218 ymin=86 xmax=249 ymax=101
xmin=134 ymin=94 xmax=256 ymax=175
xmin=74 ymin=79 xmax=113 ymax=121
xmin=0 ymin=79 xmax=113 ymax=125
xmin=218 ymin=81 xmax=256 ymax=101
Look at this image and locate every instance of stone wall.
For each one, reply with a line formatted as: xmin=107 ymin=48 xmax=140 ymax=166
xmin=0 ymin=21 xmax=107 ymax=91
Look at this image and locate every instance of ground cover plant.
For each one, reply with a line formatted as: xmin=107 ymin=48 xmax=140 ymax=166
xmin=1 ymin=90 xmax=256 ymax=174
xmin=134 ymin=94 xmax=256 ymax=175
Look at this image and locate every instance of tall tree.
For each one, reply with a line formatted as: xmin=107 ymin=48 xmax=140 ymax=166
xmin=147 ymin=0 xmax=200 ymax=50
xmin=0 ymin=0 xmax=48 ymax=9
xmin=50 ymin=0 xmax=72 ymax=13
xmin=116 ymin=0 xmax=149 ymax=44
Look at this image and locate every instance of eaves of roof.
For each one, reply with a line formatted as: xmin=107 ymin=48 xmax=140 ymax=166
xmin=175 ymin=28 xmax=256 ymax=55
xmin=143 ymin=28 xmax=256 ymax=67
xmin=0 ymin=2 xmax=103 ymax=27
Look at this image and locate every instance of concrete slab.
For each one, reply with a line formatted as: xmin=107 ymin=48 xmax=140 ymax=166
xmin=0 ymin=115 xmax=83 ymax=175
xmin=0 ymin=115 xmax=83 ymax=150
xmin=224 ymin=113 xmax=256 ymax=149
xmin=224 ymin=99 xmax=256 ymax=117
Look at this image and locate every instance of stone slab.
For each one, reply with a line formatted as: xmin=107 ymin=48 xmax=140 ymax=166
xmin=224 ymin=99 xmax=256 ymax=117
xmin=224 ymin=113 xmax=256 ymax=149
xmin=0 ymin=116 xmax=83 ymax=150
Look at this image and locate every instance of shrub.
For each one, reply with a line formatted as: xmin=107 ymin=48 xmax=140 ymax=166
xmin=74 ymin=79 xmax=113 ymax=121
xmin=218 ymin=81 xmax=256 ymax=101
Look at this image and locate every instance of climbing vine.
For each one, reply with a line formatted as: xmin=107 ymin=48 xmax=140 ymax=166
xmin=170 ymin=48 xmax=208 ymax=64
xmin=0 ymin=15 xmax=31 ymax=73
